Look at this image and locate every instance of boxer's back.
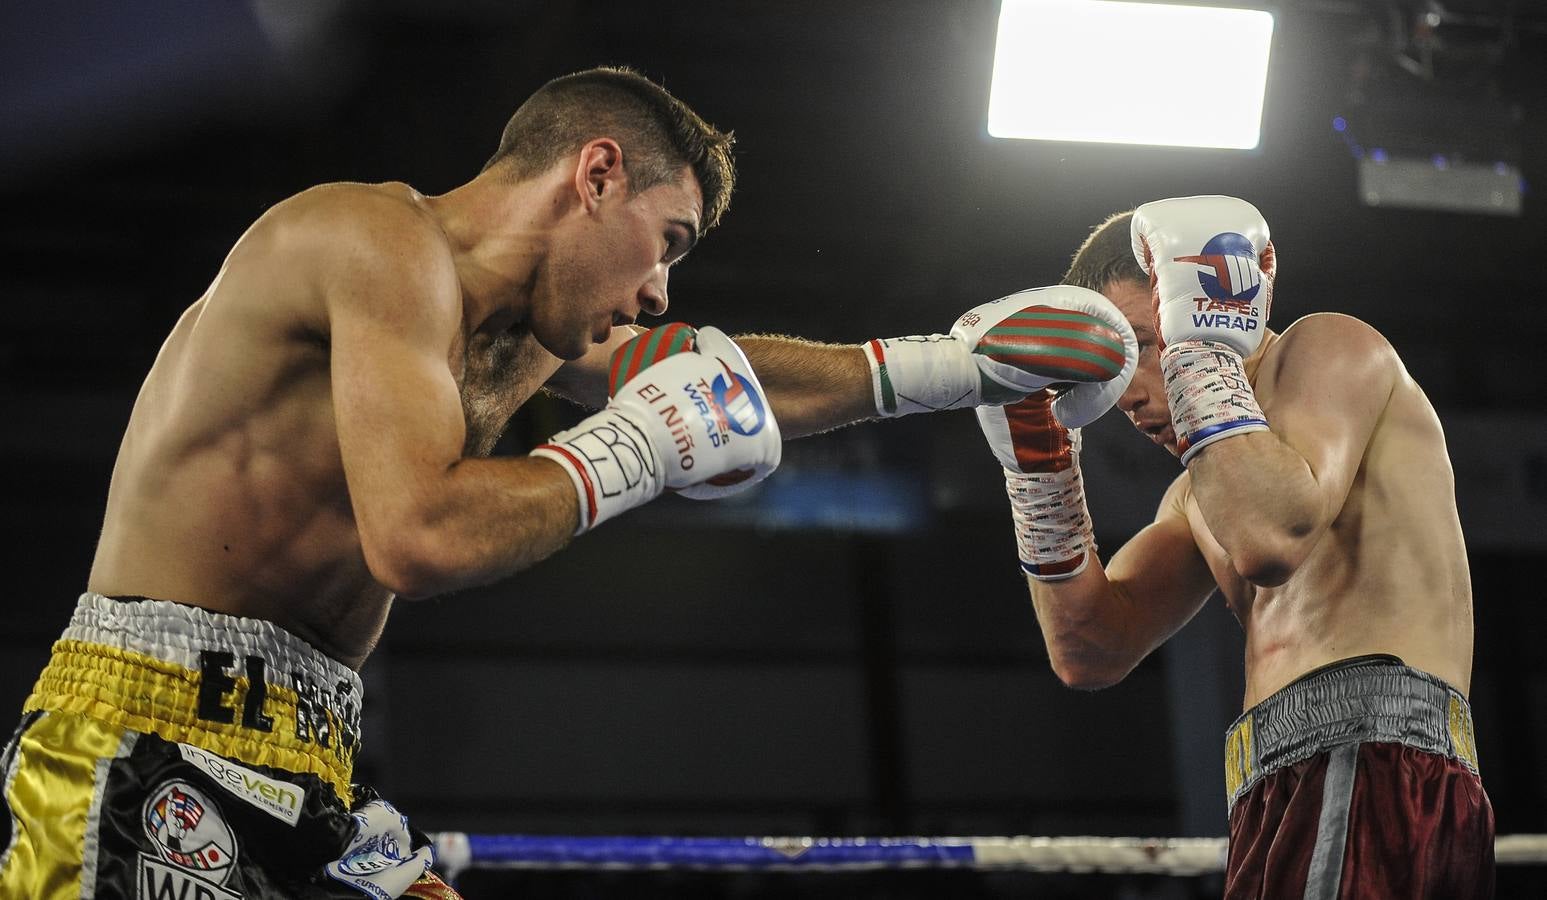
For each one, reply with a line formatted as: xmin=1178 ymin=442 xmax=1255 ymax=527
xmin=1190 ymin=313 xmax=1474 ymax=707
xmin=88 ymin=184 xmax=428 ymax=667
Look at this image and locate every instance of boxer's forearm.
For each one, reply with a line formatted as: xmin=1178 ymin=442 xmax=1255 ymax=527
xmin=734 ymin=336 xmax=877 ymax=438
xmin=1185 ymin=431 xmax=1324 ymax=585
xmin=1026 ymin=476 xmax=1220 ymax=688
xmin=360 ymin=455 xmax=578 ymax=599
xmin=1028 ymin=562 xmax=1145 ymax=690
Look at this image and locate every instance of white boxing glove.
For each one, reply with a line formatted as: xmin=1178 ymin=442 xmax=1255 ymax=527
xmin=864 ymin=285 xmax=1137 ymax=429
xmin=1132 ymin=195 xmax=1274 ymax=357
xmin=1131 ymin=196 xmax=1276 ymax=464
xmin=532 ymin=325 xmax=782 ymax=533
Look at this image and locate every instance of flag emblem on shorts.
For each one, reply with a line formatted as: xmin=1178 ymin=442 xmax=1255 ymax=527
xmin=143 ymin=780 xmax=238 ymax=880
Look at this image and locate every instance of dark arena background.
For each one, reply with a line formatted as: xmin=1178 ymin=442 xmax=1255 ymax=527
xmin=4 ymin=1 xmax=1546 ymax=897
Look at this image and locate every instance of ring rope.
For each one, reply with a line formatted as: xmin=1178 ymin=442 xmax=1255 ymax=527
xmin=431 ymin=833 xmax=1547 ymax=882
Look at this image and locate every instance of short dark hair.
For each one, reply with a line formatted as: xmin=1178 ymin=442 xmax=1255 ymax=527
xmin=484 ymin=66 xmax=736 ymax=231
xmin=1062 ymin=210 xmax=1147 ymax=292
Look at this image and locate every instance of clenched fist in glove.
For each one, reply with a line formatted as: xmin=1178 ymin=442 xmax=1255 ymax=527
xmin=1131 ymin=195 xmax=1275 ymax=465
xmin=968 ymin=285 xmax=1135 ymax=580
xmin=532 ymin=323 xmax=781 ymax=532
xmin=864 ymin=285 xmax=1138 ymax=428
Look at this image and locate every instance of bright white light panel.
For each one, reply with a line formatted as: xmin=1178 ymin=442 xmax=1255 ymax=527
xmin=988 ymin=0 xmax=1274 ymax=149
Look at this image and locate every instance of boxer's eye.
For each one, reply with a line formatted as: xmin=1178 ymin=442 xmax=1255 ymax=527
xmin=662 ymin=227 xmax=693 ymax=266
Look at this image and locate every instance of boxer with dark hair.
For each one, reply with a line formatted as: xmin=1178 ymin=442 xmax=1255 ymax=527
xmin=979 ymin=195 xmax=1493 ymax=898
xmin=0 ymin=66 xmax=1136 ymax=898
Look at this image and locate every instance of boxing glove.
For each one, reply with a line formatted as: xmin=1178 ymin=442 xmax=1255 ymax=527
xmin=1131 ymin=196 xmax=1275 ymax=464
xmin=865 ymin=285 xmax=1137 ymax=428
xmin=533 ymin=325 xmax=781 ymax=532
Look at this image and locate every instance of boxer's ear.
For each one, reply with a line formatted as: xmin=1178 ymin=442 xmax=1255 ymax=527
xmin=576 ymin=139 xmax=625 ymax=213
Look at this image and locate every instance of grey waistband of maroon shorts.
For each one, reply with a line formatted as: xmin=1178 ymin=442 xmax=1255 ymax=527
xmin=1223 ymin=658 xmax=1479 ymax=813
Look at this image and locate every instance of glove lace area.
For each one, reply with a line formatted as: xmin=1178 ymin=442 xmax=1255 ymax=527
xmin=1004 ymin=465 xmax=1094 ymax=581
xmin=864 ymin=334 xmax=979 ymax=417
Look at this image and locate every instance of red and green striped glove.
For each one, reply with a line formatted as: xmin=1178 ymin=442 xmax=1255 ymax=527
xmin=863 ymin=285 xmax=1137 ymax=428
xmin=607 ymin=322 xmax=699 ymax=397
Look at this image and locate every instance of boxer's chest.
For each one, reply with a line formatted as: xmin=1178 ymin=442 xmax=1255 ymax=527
xmin=452 ymin=329 xmax=560 ymax=456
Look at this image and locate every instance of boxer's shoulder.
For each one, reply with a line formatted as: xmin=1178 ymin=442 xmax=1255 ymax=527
xmin=1256 ymin=313 xmax=1399 ymax=400
xmin=257 ymin=184 xmax=462 ymax=328
xmin=197 ymin=183 xmax=451 ymax=344
xmin=257 ymin=181 xmax=450 ymax=267
xmin=1271 ymin=313 xmax=1392 ymax=362
xmin=1281 ymin=310 xmax=1382 ymax=335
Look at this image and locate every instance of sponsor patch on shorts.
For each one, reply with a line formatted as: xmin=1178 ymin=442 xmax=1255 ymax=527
xmin=179 ymin=744 xmax=304 ymax=826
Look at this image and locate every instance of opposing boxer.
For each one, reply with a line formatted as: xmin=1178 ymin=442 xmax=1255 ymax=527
xmin=0 ymin=66 xmax=1136 ymax=899
xmin=978 ymin=196 xmax=1493 ymax=898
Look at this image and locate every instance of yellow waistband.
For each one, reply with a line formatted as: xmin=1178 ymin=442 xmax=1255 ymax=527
xmin=24 ymin=595 xmax=361 ymax=801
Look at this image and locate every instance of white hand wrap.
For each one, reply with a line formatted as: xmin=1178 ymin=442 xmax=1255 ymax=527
xmin=1160 ymin=339 xmax=1269 ymax=465
xmin=863 ymin=334 xmax=979 ymax=417
xmin=1000 ymin=435 xmax=1094 ymax=581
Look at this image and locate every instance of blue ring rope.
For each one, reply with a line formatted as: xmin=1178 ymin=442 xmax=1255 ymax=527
xmin=463 ymin=834 xmax=978 ymax=869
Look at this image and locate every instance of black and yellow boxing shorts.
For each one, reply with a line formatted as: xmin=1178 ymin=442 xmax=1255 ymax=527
xmin=0 ymin=593 xmax=456 ymax=899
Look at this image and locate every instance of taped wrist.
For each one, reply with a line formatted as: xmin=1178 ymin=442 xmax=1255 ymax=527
xmin=1160 ymin=340 xmax=1269 ymax=466
xmin=864 ymin=335 xmax=978 ymax=417
xmin=1004 ymin=463 xmax=1094 ymax=581
xmin=531 ymin=407 xmax=666 ymax=534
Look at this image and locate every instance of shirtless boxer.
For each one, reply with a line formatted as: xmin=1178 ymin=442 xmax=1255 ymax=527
xmin=976 ymin=196 xmax=1493 ymax=898
xmin=0 ymin=67 xmax=1136 ymax=899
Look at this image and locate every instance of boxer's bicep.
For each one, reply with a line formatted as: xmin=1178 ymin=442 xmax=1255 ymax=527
xmin=1265 ymin=315 xmax=1398 ymax=528
xmin=1105 ymin=476 xmax=1219 ymax=659
xmin=322 ymin=221 xmax=466 ymax=570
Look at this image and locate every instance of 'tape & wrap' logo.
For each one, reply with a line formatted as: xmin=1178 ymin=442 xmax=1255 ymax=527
xmin=709 ymin=364 xmax=768 ymax=436
xmin=1173 ymin=232 xmax=1262 ymax=303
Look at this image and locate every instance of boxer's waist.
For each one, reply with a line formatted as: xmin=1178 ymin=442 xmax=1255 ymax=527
xmin=25 ymin=592 xmax=362 ymax=800
xmin=1223 ymin=655 xmax=1479 ymax=812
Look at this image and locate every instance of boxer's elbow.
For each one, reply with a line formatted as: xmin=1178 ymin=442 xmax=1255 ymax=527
xmin=1052 ymin=661 xmax=1125 ymax=692
xmin=1233 ymin=555 xmax=1294 ymax=587
xmin=361 ymin=540 xmax=437 ymax=598
xmin=1045 ymin=640 xmax=1132 ymax=691
xmin=1035 ymin=601 xmax=1135 ymax=690
xmin=359 ymin=524 xmax=462 ymax=599
xmin=1226 ymin=526 xmax=1315 ymax=587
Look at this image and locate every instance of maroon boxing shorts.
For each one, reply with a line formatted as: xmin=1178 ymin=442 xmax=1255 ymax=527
xmin=1222 ymin=655 xmax=1494 ymax=899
